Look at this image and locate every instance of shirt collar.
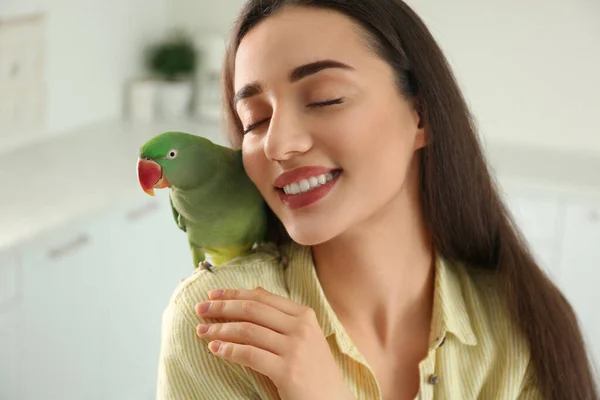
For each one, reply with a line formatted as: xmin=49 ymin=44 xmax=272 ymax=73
xmin=282 ymin=241 xmax=478 ymax=354
xmin=430 ymin=257 xmax=478 ymax=347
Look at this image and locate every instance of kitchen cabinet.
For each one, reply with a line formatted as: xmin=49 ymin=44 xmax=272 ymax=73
xmin=557 ymin=200 xmax=600 ymax=371
xmin=0 ymin=252 xmax=19 ymax=308
xmin=501 ymin=188 xmax=564 ymax=282
xmin=501 ymin=186 xmax=600 ymax=372
xmin=101 ymin=192 xmax=194 ymax=399
xmin=18 ymin=209 xmax=116 ymax=400
xmin=0 ymin=252 xmax=20 ymax=400
xmin=10 ymin=191 xmax=195 ymax=400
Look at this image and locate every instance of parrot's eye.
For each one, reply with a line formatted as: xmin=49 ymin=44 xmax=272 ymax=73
xmin=166 ymin=149 xmax=178 ymax=159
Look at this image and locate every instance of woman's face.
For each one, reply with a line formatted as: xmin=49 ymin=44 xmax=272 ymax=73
xmin=235 ymin=6 xmax=426 ymax=245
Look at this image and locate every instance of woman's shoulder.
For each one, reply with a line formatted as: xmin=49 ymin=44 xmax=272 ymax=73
xmin=167 ymin=242 xmax=291 ymax=315
xmin=157 ymin=242 xmax=291 ymax=399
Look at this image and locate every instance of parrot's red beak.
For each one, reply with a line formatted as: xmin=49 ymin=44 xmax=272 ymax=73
xmin=137 ymin=158 xmax=170 ymax=196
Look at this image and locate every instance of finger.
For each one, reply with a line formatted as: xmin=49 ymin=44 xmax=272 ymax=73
xmin=196 ymin=321 xmax=287 ymax=355
xmin=196 ymin=299 xmax=296 ymax=335
xmin=208 ymin=340 xmax=283 ymax=379
xmin=208 ymin=287 xmax=306 ymax=316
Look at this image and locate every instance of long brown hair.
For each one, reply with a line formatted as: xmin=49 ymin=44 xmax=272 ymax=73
xmin=220 ymin=0 xmax=599 ymax=398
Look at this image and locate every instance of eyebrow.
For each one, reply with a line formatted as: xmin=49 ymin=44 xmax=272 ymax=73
xmin=233 ymin=59 xmax=354 ymax=107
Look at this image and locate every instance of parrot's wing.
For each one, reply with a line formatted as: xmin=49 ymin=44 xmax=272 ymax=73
xmin=169 ymin=193 xmax=186 ymax=232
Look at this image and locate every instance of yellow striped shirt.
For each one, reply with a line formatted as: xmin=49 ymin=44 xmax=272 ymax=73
xmin=156 ymin=241 xmax=542 ymax=399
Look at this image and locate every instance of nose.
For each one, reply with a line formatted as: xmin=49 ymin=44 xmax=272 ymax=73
xmin=263 ymin=107 xmax=312 ymax=162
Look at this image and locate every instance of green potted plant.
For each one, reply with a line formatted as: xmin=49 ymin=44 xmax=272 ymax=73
xmin=145 ymin=29 xmax=198 ymax=118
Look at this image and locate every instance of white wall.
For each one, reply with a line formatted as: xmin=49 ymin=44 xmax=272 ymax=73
xmin=168 ymin=0 xmax=600 ymax=156
xmin=405 ymin=0 xmax=600 ymax=156
xmin=167 ymin=0 xmax=245 ymax=36
xmin=0 ymin=0 xmax=168 ymax=147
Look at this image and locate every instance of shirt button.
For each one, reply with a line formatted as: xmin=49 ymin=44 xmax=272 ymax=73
xmin=428 ymin=374 xmax=439 ymax=385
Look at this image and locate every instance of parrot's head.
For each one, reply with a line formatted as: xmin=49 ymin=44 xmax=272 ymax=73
xmin=137 ymin=131 xmax=220 ymax=195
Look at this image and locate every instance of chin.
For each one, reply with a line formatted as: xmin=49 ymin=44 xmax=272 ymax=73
xmin=284 ymin=221 xmax=339 ymax=247
xmin=268 ymin=191 xmax=347 ymax=246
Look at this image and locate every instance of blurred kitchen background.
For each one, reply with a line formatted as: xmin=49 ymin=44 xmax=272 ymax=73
xmin=0 ymin=0 xmax=598 ymax=398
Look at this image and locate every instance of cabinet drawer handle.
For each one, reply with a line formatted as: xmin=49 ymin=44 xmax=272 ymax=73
xmin=47 ymin=234 xmax=90 ymax=260
xmin=125 ymin=201 xmax=159 ymax=222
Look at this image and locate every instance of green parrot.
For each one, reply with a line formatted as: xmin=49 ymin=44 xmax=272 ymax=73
xmin=136 ymin=131 xmax=268 ymax=270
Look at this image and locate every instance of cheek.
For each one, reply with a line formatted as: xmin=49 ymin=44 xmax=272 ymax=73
xmin=333 ymin=98 xmax=412 ymax=161
xmin=333 ymin=97 xmax=418 ymax=197
xmin=242 ymin=136 xmax=276 ymax=201
xmin=241 ymin=137 xmax=265 ymax=186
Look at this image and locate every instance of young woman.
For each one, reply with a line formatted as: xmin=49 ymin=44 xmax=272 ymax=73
xmin=156 ymin=1 xmax=599 ymax=399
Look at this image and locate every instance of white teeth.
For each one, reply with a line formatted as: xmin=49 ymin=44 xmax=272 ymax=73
xmin=299 ymin=179 xmax=311 ymax=192
xmin=290 ymin=182 xmax=300 ymax=195
xmin=282 ymin=171 xmax=339 ymax=195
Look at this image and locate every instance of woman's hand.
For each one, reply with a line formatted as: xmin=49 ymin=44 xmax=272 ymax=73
xmin=195 ymin=286 xmax=356 ymax=400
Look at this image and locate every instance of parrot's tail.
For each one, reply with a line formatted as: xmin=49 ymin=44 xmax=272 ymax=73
xmin=204 ymin=243 xmax=255 ymax=266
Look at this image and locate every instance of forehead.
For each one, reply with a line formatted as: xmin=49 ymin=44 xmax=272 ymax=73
xmin=234 ymin=6 xmax=368 ymax=90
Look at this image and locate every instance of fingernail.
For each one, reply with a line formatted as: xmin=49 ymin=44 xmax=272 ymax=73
xmin=209 ymin=289 xmax=224 ymax=299
xmin=198 ymin=302 xmax=211 ymax=313
xmin=197 ymin=324 xmax=210 ymax=334
xmin=209 ymin=341 xmax=222 ymax=353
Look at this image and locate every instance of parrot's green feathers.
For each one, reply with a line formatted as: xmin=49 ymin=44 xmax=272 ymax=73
xmin=139 ymin=131 xmax=209 ymax=159
xmin=138 ymin=130 xmax=269 ymax=269
xmin=169 ymin=194 xmax=186 ymax=232
xmin=139 ymin=131 xmax=238 ymax=191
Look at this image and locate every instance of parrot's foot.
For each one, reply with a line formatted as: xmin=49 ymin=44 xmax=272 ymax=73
xmin=278 ymin=254 xmax=289 ymax=267
xmin=199 ymin=260 xmax=214 ymax=273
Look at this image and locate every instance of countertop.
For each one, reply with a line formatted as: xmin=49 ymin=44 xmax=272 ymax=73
xmin=1 ymin=117 xmax=599 ymax=254
xmin=0 ymin=117 xmax=227 ymax=253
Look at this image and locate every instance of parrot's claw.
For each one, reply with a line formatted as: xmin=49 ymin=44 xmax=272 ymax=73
xmin=199 ymin=260 xmax=214 ymax=273
xmin=279 ymin=254 xmax=289 ymax=267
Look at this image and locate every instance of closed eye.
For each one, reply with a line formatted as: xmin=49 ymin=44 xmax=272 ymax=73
xmin=243 ymin=117 xmax=270 ymax=135
xmin=308 ymin=98 xmax=344 ymax=108
xmin=242 ymin=98 xmax=345 ymax=134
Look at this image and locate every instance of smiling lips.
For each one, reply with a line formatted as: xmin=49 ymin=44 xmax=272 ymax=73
xmin=137 ymin=158 xmax=170 ymax=196
xmin=274 ymin=166 xmax=339 ymax=187
xmin=274 ymin=166 xmax=342 ymax=209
